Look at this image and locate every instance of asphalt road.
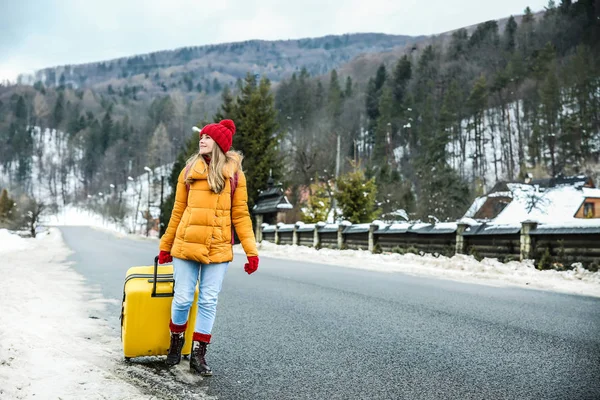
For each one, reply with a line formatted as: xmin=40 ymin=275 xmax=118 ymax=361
xmin=59 ymin=226 xmax=600 ymax=400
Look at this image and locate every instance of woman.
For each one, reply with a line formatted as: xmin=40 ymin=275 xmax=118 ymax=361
xmin=157 ymin=119 xmax=259 ymax=376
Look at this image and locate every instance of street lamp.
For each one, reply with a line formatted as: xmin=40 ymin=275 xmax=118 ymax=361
xmin=144 ymin=166 xmax=153 ymax=237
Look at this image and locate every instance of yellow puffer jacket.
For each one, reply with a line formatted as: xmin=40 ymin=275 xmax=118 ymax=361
xmin=159 ymin=153 xmax=258 ymax=264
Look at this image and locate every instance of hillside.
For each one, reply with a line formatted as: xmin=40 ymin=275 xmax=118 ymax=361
xmin=335 ymin=11 xmax=546 ymax=87
xmin=19 ymin=33 xmax=424 ymax=99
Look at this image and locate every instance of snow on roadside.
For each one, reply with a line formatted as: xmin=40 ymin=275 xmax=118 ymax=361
xmin=249 ymin=241 xmax=600 ymax=298
xmin=0 ymin=229 xmax=33 ymax=253
xmin=0 ymin=228 xmax=146 ymax=399
xmin=42 ymin=204 xmax=131 ymax=235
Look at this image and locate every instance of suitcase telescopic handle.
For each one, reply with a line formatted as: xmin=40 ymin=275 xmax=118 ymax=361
xmin=152 ymin=256 xmax=175 ymax=297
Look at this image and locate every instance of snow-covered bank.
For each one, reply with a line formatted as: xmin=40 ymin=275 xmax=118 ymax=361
xmin=250 ymin=241 xmax=600 ymax=298
xmin=0 ymin=228 xmax=144 ymax=399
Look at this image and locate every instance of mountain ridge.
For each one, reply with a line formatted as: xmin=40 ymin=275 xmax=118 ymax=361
xmin=21 ymin=33 xmax=425 ymax=94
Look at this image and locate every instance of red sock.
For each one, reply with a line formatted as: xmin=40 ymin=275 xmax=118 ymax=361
xmin=193 ymin=332 xmax=212 ymax=343
xmin=169 ymin=320 xmax=187 ymax=333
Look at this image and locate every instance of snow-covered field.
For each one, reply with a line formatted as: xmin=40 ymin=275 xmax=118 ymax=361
xmin=0 ymin=228 xmax=145 ymax=399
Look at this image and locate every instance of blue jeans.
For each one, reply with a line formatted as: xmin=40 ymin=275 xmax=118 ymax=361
xmin=171 ymin=257 xmax=229 ymax=334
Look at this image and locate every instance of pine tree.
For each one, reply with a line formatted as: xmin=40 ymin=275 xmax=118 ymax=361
xmin=149 ymin=123 xmax=173 ymax=169
xmin=392 ymin=55 xmax=412 ymax=108
xmin=53 ymin=92 xmax=65 ymax=128
xmin=376 ymin=165 xmax=415 ymax=221
xmin=327 ymin=69 xmax=343 ymax=128
xmin=344 ymin=76 xmax=353 ymax=98
xmin=100 ymin=106 xmax=114 ymax=153
xmin=0 ymin=188 xmax=15 ymax=224
xmin=506 ymin=52 xmax=527 ymax=165
xmin=365 ymin=78 xmax=379 ymax=129
xmin=503 ymin=16 xmax=518 ymax=51
xmin=374 ymin=64 xmax=386 ymax=91
xmin=523 ymin=6 xmax=535 ymax=23
xmin=13 ymin=96 xmax=33 ymax=184
xmin=82 ymin=115 xmax=102 ymax=194
xmin=233 ymin=74 xmax=282 ymax=212
xmin=314 ymin=81 xmax=325 ymax=111
xmin=365 ymin=64 xmax=387 ymax=141
xmin=448 ymin=29 xmax=469 ymax=61
xmin=564 ymin=45 xmax=598 ymax=163
xmin=301 ymin=178 xmax=331 ymax=223
xmin=373 ymin=85 xmax=394 ymax=163
xmin=335 ymin=167 xmax=380 ymax=224
xmin=415 ymin=161 xmax=471 ymax=221
xmin=539 ymin=60 xmax=561 ymax=176
xmin=149 ymin=96 xmax=175 ymax=127
xmin=59 ymin=73 xmax=66 ymax=90
xmin=443 ymin=79 xmax=467 ymax=174
xmin=214 ymin=85 xmax=236 ymax=122
xmin=467 ymin=75 xmax=488 ymax=180
xmin=212 ymin=78 xmax=222 ymax=93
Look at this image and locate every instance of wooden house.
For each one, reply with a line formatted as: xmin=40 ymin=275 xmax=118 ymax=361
xmin=465 ymin=175 xmax=600 ymax=223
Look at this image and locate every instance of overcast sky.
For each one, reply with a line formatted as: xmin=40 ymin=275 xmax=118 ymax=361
xmin=0 ymin=0 xmax=547 ymax=82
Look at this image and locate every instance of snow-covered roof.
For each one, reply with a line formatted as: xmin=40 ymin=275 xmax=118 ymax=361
xmin=465 ymin=183 xmax=600 ymax=226
xmin=464 ymin=196 xmax=487 ymax=218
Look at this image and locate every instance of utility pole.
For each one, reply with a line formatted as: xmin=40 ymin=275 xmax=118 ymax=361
xmin=336 ymin=134 xmax=341 ymax=180
xmin=159 ymin=175 xmax=164 ymax=237
xmin=144 ymin=166 xmax=153 ymax=237
xmin=332 ymin=134 xmax=341 ymax=222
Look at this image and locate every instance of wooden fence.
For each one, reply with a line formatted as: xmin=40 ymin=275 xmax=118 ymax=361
xmin=259 ymin=221 xmax=600 ymax=271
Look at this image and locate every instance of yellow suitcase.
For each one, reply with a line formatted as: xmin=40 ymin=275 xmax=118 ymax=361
xmin=120 ymin=257 xmax=198 ymax=360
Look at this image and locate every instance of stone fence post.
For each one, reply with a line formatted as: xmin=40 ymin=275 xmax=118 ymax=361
xmin=520 ymin=220 xmax=538 ymax=261
xmin=368 ymin=224 xmax=378 ymax=253
xmin=455 ymin=223 xmax=469 ymax=254
xmin=274 ymin=223 xmax=280 ymax=245
xmin=337 ymin=224 xmax=345 ymax=249
xmin=292 ymin=223 xmax=299 ymax=246
xmin=255 ymin=214 xmax=264 ymax=243
xmin=314 ymin=222 xmax=325 ymax=248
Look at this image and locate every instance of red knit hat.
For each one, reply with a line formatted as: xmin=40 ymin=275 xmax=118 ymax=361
xmin=199 ymin=119 xmax=236 ymax=153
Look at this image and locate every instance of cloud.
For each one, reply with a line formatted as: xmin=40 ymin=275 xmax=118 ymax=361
xmin=0 ymin=0 xmax=548 ymax=82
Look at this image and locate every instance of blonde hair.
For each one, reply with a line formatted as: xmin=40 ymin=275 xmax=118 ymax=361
xmin=184 ymin=145 xmax=243 ymax=194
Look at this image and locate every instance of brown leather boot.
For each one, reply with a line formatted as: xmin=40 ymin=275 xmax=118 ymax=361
xmin=165 ymin=331 xmax=185 ymax=366
xmin=190 ymin=340 xmax=212 ymax=376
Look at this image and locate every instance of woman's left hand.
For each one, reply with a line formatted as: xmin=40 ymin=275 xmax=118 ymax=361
xmin=244 ymin=256 xmax=259 ymax=275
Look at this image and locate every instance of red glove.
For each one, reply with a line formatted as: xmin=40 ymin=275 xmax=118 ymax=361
xmin=244 ymin=256 xmax=259 ymax=275
xmin=158 ymin=250 xmax=173 ymax=264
